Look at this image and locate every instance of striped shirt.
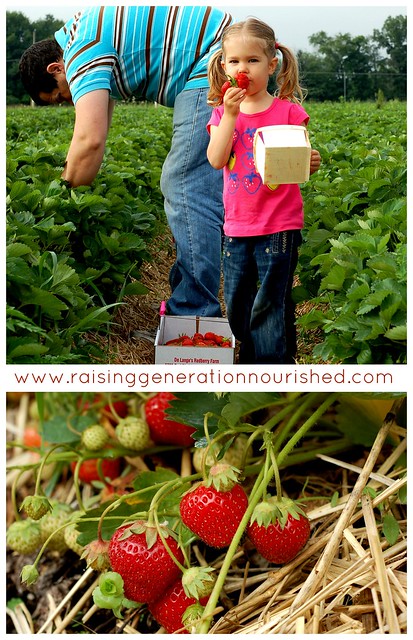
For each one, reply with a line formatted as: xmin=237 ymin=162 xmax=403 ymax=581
xmin=55 ymin=5 xmax=232 ymax=107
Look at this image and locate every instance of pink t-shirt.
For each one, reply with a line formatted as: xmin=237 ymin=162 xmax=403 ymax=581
xmin=207 ymin=98 xmax=310 ymax=237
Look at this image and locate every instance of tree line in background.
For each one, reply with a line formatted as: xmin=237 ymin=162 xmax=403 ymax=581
xmin=6 ymin=11 xmax=406 ymax=104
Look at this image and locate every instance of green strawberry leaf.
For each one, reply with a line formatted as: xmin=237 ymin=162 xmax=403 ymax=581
xmin=382 ymin=512 xmax=400 ymax=546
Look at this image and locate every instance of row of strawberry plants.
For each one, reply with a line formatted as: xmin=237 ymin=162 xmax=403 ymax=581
xmin=7 ymin=391 xmax=406 ymax=633
xmin=299 ymin=101 xmax=406 ymax=363
xmin=6 ymin=104 xmax=173 ymax=363
xmin=6 ymin=101 xmax=406 ymax=363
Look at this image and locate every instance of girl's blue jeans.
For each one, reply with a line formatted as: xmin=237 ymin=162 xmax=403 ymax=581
xmin=161 ymin=88 xmax=224 ymax=317
xmin=223 ymin=230 xmax=302 ymax=364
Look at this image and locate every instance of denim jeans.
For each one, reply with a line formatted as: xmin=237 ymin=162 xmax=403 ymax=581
xmin=161 ymin=88 xmax=224 ymax=316
xmin=223 ymin=230 xmax=302 ymax=364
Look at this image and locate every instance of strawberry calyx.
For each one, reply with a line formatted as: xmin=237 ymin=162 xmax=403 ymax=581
xmin=118 ymin=519 xmax=179 ymax=553
xmin=182 ymin=602 xmax=207 ymax=633
xmin=250 ymin=496 xmax=307 ymax=529
xmin=81 ymin=537 xmax=111 ymax=571
xmin=181 ymin=566 xmax=216 ymax=600
xmin=205 ymin=462 xmax=241 ymax=492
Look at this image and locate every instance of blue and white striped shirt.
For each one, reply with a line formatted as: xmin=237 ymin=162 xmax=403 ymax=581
xmin=55 ymin=5 xmax=232 ymax=107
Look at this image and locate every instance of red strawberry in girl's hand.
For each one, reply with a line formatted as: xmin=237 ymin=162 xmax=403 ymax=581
xmin=179 ymin=465 xmax=248 ymax=548
xmin=247 ymin=497 xmax=310 ymax=564
xmin=144 ymin=392 xmax=196 ymax=447
xmin=108 ymin=521 xmax=184 ymax=603
xmin=235 ymin=72 xmax=250 ymax=90
xmin=221 ymin=75 xmax=238 ymax=96
xmin=149 ymin=579 xmax=209 ymax=634
xmin=221 ymin=80 xmax=232 ymax=95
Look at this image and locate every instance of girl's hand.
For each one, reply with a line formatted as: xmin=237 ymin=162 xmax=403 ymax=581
xmin=310 ymin=149 xmax=321 ymax=175
xmin=223 ymin=86 xmax=246 ymax=117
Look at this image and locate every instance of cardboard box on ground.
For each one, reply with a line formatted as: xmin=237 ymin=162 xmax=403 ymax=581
xmin=155 ymin=315 xmax=235 ymax=365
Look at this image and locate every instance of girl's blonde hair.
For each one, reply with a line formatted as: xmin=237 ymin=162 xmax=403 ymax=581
xmin=207 ymin=17 xmax=305 ymax=107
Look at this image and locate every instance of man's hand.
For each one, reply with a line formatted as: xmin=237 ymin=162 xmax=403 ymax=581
xmin=62 ymin=90 xmax=115 ymax=187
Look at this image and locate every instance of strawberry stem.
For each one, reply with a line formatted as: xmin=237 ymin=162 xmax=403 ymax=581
xmin=152 ymin=508 xmax=187 ymax=573
xmin=197 ymin=391 xmax=340 ymax=634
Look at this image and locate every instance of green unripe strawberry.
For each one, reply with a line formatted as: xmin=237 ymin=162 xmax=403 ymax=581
xmin=7 ymin=520 xmax=42 ymax=555
xmin=39 ymin=500 xmax=73 ymax=552
xmin=181 ymin=566 xmax=216 ymax=599
xmin=81 ymin=424 xmax=109 ymax=451
xmin=193 ymin=435 xmax=251 ymax=473
xmin=115 ymin=417 xmax=151 ymax=451
xmin=19 ymin=495 xmax=52 ymax=520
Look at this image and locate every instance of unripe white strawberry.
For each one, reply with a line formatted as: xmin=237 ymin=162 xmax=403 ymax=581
xmin=63 ymin=511 xmax=84 ymax=556
xmin=39 ymin=500 xmax=73 ymax=552
xmin=81 ymin=424 xmax=109 ymax=451
xmin=115 ymin=417 xmax=151 ymax=451
xmin=7 ymin=520 xmax=42 ymax=555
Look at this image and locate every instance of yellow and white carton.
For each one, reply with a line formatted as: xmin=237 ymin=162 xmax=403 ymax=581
xmin=253 ymin=125 xmax=311 ymax=184
xmin=154 ymin=315 xmax=235 ymax=365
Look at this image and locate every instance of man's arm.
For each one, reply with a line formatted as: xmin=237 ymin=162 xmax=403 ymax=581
xmin=62 ymin=90 xmax=115 ymax=187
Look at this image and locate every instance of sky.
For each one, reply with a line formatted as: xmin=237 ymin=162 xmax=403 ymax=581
xmin=8 ymin=1 xmax=407 ymax=53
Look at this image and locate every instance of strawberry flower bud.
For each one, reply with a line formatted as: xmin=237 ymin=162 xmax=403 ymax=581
xmin=20 ymin=564 xmax=39 ymax=586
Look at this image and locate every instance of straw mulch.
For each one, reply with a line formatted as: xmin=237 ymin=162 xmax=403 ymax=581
xmin=6 ymin=394 xmax=407 ymax=634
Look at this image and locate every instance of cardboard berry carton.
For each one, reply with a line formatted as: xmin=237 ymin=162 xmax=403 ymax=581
xmin=253 ymin=125 xmax=311 ymax=184
xmin=154 ymin=315 xmax=235 ymax=365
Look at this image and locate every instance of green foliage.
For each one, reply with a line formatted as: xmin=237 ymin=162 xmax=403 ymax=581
xmin=6 ymin=104 xmax=173 ymax=363
xmin=6 ymin=101 xmax=406 ymax=364
xmin=298 ymin=101 xmax=406 ymax=364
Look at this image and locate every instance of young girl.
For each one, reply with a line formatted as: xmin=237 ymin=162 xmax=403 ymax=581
xmin=207 ymin=18 xmax=321 ymax=364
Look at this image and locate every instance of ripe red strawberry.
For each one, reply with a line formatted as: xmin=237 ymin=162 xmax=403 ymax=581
xmin=108 ymin=521 xmax=184 ymax=603
xmin=149 ymin=579 xmax=209 ymax=634
xmin=221 ymin=74 xmax=239 ymax=96
xmin=23 ymin=426 xmax=42 ymax=448
xmin=144 ymin=393 xmax=196 ymax=447
xmin=102 ymin=400 xmax=129 ymax=425
xmin=235 ymin=72 xmax=250 ymax=90
xmin=179 ymin=475 xmax=248 ymax=548
xmin=247 ymin=497 xmax=310 ymax=564
xmin=221 ymin=80 xmax=232 ymax=95
xmin=70 ymin=456 xmax=121 ymax=484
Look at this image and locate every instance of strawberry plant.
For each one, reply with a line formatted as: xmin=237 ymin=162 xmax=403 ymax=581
xmin=6 ymin=391 xmax=406 ymax=634
xmin=298 ymin=101 xmax=406 ymax=363
xmin=6 ymin=104 xmax=173 ymax=363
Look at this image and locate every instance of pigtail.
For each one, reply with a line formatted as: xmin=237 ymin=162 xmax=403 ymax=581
xmin=207 ymin=49 xmax=227 ymax=107
xmin=274 ymin=43 xmax=307 ymax=104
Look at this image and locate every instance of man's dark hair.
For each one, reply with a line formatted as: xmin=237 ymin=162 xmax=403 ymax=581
xmin=19 ymin=38 xmax=64 ymax=105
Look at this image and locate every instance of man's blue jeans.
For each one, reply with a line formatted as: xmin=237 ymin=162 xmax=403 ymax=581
xmin=223 ymin=230 xmax=302 ymax=364
xmin=161 ymin=88 xmax=224 ymax=317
